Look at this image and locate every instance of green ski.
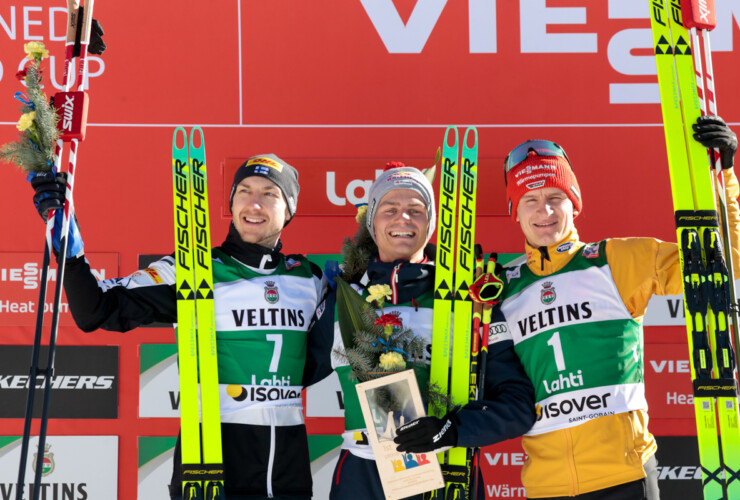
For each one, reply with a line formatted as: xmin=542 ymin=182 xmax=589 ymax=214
xmin=172 ymin=127 xmax=224 ymax=500
xmin=650 ymin=1 xmax=740 ymax=498
xmin=430 ymin=126 xmax=459 ymax=423
xmin=431 ymin=126 xmax=479 ymax=499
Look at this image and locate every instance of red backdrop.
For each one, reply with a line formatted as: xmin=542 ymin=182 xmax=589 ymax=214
xmin=1 ymin=1 xmax=740 ymax=498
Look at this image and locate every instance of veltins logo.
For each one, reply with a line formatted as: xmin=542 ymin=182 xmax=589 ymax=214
xmin=264 ymin=281 xmax=279 ymax=304
xmin=541 ymin=282 xmax=556 ymax=305
xmin=32 ymin=443 xmax=55 ymax=476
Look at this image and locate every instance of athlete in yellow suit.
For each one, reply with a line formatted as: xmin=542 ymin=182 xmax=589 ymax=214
xmin=498 ymin=117 xmax=738 ymax=499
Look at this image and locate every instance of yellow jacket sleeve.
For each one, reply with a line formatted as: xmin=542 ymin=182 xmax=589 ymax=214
xmin=607 ymin=168 xmax=740 ymax=320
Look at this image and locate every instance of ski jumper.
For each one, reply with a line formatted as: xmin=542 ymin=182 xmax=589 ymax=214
xmin=316 ymin=244 xmax=536 ymax=500
xmin=61 ymin=225 xmax=330 ymax=500
xmin=499 ymin=169 xmax=740 ymax=499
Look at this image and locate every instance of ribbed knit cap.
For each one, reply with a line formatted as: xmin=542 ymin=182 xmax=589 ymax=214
xmin=365 ymin=163 xmax=436 ymax=244
xmin=505 ymin=152 xmax=582 ymax=220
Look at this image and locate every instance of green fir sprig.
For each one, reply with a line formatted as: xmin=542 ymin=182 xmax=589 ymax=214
xmin=0 ymin=42 xmax=60 ymax=173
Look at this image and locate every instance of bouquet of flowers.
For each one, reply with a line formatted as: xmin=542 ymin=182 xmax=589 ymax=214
xmin=334 ymin=197 xmax=450 ymax=414
xmin=0 ymin=42 xmax=59 ymax=173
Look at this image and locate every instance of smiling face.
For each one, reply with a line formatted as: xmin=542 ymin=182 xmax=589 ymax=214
xmin=230 ymin=176 xmax=289 ymax=248
xmin=373 ymin=189 xmax=429 ymax=263
xmin=516 ymin=187 xmax=575 ymax=248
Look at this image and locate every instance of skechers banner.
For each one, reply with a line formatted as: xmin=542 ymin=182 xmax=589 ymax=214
xmin=0 ymin=435 xmax=117 ymax=499
xmin=0 ymin=345 xmax=118 ymax=418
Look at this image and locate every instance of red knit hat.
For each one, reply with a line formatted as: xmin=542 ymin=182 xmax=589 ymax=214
xmin=505 ymin=152 xmax=582 ymax=221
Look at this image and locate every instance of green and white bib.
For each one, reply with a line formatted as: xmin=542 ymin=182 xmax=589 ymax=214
xmin=193 ymin=250 xmax=320 ymax=425
xmin=500 ymin=242 xmax=647 ymax=436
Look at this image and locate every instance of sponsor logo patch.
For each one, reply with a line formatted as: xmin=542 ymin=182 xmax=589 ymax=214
xmin=247 ymin=157 xmax=283 ymax=172
xmin=264 ymin=281 xmax=279 ymax=304
xmin=488 ymin=322 xmax=512 ymax=345
xmin=556 ymin=242 xmax=573 ymax=253
xmin=316 ymin=299 xmax=326 ymax=320
xmin=33 ymin=443 xmax=55 ymax=476
xmin=582 ymin=244 xmax=599 ymax=259
xmin=540 ymin=281 xmax=556 ymax=305
xmin=526 ymin=180 xmax=546 ymax=190
xmin=143 ymin=267 xmax=163 ymax=284
xmin=506 ymin=267 xmax=521 ymax=282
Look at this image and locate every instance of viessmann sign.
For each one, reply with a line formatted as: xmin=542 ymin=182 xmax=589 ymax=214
xmin=1 ymin=2 xmax=739 ymax=126
xmin=0 ymin=252 xmax=118 ymax=327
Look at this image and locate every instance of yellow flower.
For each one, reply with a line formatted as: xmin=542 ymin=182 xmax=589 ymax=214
xmin=24 ymin=41 xmax=49 ymax=61
xmin=366 ymin=284 xmax=392 ymax=304
xmin=379 ymin=352 xmax=406 ymax=371
xmin=355 ymin=205 xmax=368 ymax=223
xmin=17 ymin=111 xmax=36 ymax=131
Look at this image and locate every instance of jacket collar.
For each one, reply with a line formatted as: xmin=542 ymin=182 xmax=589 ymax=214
xmin=524 ymin=228 xmax=583 ymax=276
xmin=361 ymin=244 xmax=436 ymax=304
xmin=217 ymin=223 xmax=283 ymax=270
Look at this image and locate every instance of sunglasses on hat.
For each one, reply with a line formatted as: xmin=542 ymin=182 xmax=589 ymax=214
xmin=504 ymin=140 xmax=573 ymax=183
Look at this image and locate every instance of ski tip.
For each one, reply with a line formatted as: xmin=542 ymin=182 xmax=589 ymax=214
xmin=444 ymin=125 xmax=459 ymax=147
xmin=189 ymin=127 xmax=206 ymax=154
xmin=173 ymin=127 xmax=187 ymax=151
xmin=463 ymin=127 xmax=478 ymax=148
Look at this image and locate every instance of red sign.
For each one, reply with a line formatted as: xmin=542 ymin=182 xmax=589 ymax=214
xmin=644 ymin=343 xmax=695 ymax=420
xmin=221 ymin=157 xmax=508 ymax=217
xmin=0 ymin=252 xmax=119 ymax=327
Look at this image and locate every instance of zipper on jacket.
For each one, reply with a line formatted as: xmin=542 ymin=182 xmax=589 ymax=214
xmin=538 ymin=246 xmax=550 ymax=272
xmin=266 ymin=408 xmax=276 ymax=498
xmin=563 ymin=428 xmax=579 ymax=496
xmin=390 ymin=263 xmax=402 ymax=304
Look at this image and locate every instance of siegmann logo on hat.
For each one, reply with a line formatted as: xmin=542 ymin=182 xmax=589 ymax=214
xmin=246 ymin=157 xmax=283 ymax=172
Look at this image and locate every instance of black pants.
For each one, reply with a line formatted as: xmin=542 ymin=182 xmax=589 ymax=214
xmin=330 ymin=449 xmax=486 ymax=500
xmin=529 ymin=455 xmax=660 ymax=500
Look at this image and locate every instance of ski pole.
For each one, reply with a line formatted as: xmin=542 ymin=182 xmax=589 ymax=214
xmin=16 ymin=2 xmax=96 ymax=499
xmin=683 ymin=0 xmax=740 ymax=361
xmin=468 ymin=246 xmax=484 ymax=500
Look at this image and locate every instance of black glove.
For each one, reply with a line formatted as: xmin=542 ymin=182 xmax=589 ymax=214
xmin=31 ymin=171 xmax=66 ymax=223
xmin=72 ymin=8 xmax=106 ymax=56
xmin=394 ymin=411 xmax=459 ymax=454
xmin=89 ymin=19 xmax=106 ymax=55
xmin=693 ymin=115 xmax=737 ymax=169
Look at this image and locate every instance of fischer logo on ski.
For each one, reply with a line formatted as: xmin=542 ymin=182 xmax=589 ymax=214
xmin=172 ymin=127 xmax=224 ymax=500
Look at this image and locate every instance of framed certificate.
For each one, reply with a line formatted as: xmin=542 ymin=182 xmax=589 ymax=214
xmin=356 ymin=370 xmax=444 ymax=500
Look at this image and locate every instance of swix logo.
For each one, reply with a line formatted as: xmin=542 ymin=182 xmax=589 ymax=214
xmin=1 ymin=263 xmax=105 ymax=289
xmin=60 ymin=94 xmax=75 ymax=132
xmin=696 ymin=0 xmax=713 ymax=24
xmin=326 ymin=169 xmax=383 ymax=206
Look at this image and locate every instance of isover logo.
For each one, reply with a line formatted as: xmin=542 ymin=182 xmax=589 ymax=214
xmin=326 ymin=169 xmax=383 ymax=206
xmin=536 ymin=392 xmax=613 ymax=422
